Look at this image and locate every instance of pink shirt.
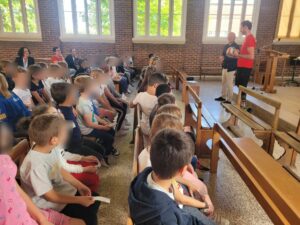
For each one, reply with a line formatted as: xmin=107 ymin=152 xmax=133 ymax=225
xmin=0 ymin=155 xmax=38 ymax=225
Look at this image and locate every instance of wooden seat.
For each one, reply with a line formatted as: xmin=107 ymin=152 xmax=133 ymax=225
xmin=8 ymin=139 xmax=30 ymax=164
xmin=222 ymin=85 xmax=281 ymax=153
xmin=210 ymin=123 xmax=300 ymax=225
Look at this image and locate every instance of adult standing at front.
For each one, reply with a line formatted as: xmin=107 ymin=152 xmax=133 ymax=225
xmin=15 ymin=47 xmax=35 ymax=69
xmin=233 ymin=20 xmax=256 ymax=104
xmin=215 ymin=32 xmax=239 ymax=104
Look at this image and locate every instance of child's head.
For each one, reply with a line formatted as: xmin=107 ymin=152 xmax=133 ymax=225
xmin=150 ymin=128 xmax=193 ymax=179
xmin=47 ymin=63 xmax=62 ymax=79
xmin=78 ymin=58 xmax=89 ymax=69
xmin=91 ymin=68 xmax=106 ymax=84
xmin=12 ymin=66 xmax=29 ymax=89
xmin=157 ymin=93 xmax=175 ymax=107
xmin=148 ymin=53 xmax=155 ymax=59
xmin=0 ymin=60 xmax=15 ymax=75
xmin=51 ymin=82 xmax=77 ymax=106
xmin=150 ymin=113 xmax=183 ymax=139
xmin=74 ymin=75 xmax=94 ymax=95
xmin=155 ymin=84 xmax=171 ymax=97
xmin=156 ymin=104 xmax=182 ymax=120
xmin=53 ymin=47 xmax=62 ymax=56
xmin=37 ymin=62 xmax=48 ymax=69
xmin=28 ymin=64 xmax=45 ymax=81
xmin=0 ymin=73 xmax=11 ymax=98
xmin=57 ymin=61 xmax=69 ymax=78
xmin=0 ymin=123 xmax=13 ymax=153
xmin=147 ymin=72 xmax=168 ymax=90
xmin=29 ymin=114 xmax=68 ymax=148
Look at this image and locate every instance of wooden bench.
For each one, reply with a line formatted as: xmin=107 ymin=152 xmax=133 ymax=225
xmin=200 ymin=66 xmax=222 ymax=80
xmin=170 ymin=66 xmax=200 ymax=103
xmin=210 ymin=123 xmax=300 ymax=225
xmin=184 ymin=84 xmax=216 ymax=158
xmin=222 ymin=85 xmax=281 ymax=154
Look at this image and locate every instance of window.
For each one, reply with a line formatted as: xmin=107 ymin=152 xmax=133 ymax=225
xmin=133 ymin=0 xmax=187 ymax=44
xmin=276 ymin=0 xmax=300 ymax=44
xmin=57 ymin=0 xmax=115 ymax=42
xmin=203 ymin=0 xmax=261 ymax=44
xmin=0 ymin=0 xmax=41 ymax=41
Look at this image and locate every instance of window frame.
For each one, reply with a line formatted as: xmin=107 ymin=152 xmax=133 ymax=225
xmin=0 ymin=0 xmax=42 ymax=41
xmin=132 ymin=0 xmax=187 ymax=44
xmin=202 ymin=0 xmax=261 ymax=44
xmin=274 ymin=0 xmax=300 ymax=45
xmin=57 ymin=0 xmax=115 ymax=43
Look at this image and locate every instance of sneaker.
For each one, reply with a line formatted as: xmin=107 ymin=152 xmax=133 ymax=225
xmin=116 ymin=129 xmax=127 ymax=136
xmin=212 ymin=213 xmax=230 ymax=225
xmin=215 ymin=96 xmax=225 ymax=101
xmin=111 ymin=148 xmax=120 ymax=157
xmin=223 ymin=100 xmax=231 ymax=104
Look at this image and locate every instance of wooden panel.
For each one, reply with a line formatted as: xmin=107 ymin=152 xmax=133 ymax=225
xmin=8 ymin=139 xmax=30 ymax=163
xmin=275 ymin=131 xmax=300 ymax=154
xmin=288 ymin=131 xmax=300 ymax=143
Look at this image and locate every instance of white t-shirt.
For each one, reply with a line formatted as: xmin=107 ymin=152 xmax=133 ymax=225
xmin=20 ymin=149 xmax=77 ymax=211
xmin=44 ymin=77 xmax=65 ymax=98
xmin=93 ymin=84 xmax=107 ymax=108
xmin=13 ymin=88 xmax=32 ymax=106
xmin=138 ymin=147 xmax=151 ymax=173
xmin=133 ymin=92 xmax=157 ymax=135
xmin=76 ymin=96 xmax=96 ymax=135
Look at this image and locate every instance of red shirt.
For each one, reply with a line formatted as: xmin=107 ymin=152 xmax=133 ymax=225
xmin=51 ymin=55 xmax=64 ymax=63
xmin=237 ymin=34 xmax=256 ymax=69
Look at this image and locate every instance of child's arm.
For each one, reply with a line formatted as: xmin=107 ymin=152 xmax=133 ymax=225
xmin=82 ymin=113 xmax=111 ymax=131
xmin=104 ymin=87 xmax=122 ymax=106
xmin=42 ymin=89 xmax=51 ymax=102
xmin=16 ymin=183 xmax=53 ymax=225
xmin=31 ymin=91 xmax=46 ymax=104
xmin=97 ymin=95 xmax=116 ymax=112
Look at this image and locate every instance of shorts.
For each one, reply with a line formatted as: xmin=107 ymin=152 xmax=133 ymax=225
xmin=41 ymin=209 xmax=71 ymax=225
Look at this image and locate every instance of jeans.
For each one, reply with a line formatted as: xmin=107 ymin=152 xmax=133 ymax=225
xmin=109 ymin=99 xmax=128 ymax=131
xmin=235 ymin=67 xmax=252 ymax=100
xmin=183 ymin=206 xmax=216 ymax=225
xmin=86 ymin=128 xmax=115 ymax=155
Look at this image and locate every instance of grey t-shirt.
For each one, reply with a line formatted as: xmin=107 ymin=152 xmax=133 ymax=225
xmin=20 ymin=149 xmax=77 ymax=211
xmin=76 ymin=96 xmax=95 ymax=135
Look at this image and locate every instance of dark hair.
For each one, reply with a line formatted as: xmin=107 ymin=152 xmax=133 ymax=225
xmin=53 ymin=47 xmax=60 ymax=52
xmin=241 ymin=20 xmax=252 ymax=30
xmin=78 ymin=58 xmax=88 ymax=67
xmin=148 ymin=53 xmax=154 ymax=59
xmin=148 ymin=72 xmax=168 ymax=86
xmin=155 ymin=84 xmax=171 ymax=97
xmin=29 ymin=114 xmax=66 ymax=146
xmin=150 ymin=129 xmax=193 ymax=179
xmin=17 ymin=47 xmax=31 ymax=57
xmin=28 ymin=64 xmax=43 ymax=79
xmin=0 ymin=122 xmax=13 ymax=153
xmin=37 ymin=62 xmax=48 ymax=69
xmin=51 ymin=83 xmax=73 ymax=104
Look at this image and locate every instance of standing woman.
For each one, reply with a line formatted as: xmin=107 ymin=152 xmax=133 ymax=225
xmin=15 ymin=47 xmax=35 ymax=69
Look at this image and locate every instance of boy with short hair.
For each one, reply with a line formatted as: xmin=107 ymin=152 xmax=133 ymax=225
xmin=129 ymin=129 xmax=215 ymax=225
xmin=12 ymin=66 xmax=34 ymax=110
xmin=130 ymin=72 xmax=168 ymax=136
xmin=20 ymin=114 xmax=100 ymax=225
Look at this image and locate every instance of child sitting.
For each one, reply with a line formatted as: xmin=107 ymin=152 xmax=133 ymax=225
xmin=12 ymin=66 xmax=34 ymax=110
xmin=74 ymin=75 xmax=119 ymax=156
xmin=130 ymin=72 xmax=168 ymax=140
xmin=0 ymin=74 xmax=30 ymax=130
xmin=0 ymin=60 xmax=15 ymax=91
xmin=20 ymin=114 xmax=100 ymax=225
xmin=0 ymin=123 xmax=84 ymax=225
xmin=75 ymin=59 xmax=90 ymax=77
xmin=129 ymin=128 xmax=215 ymax=225
xmin=44 ymin=64 xmax=65 ymax=98
xmin=29 ymin=64 xmax=50 ymax=105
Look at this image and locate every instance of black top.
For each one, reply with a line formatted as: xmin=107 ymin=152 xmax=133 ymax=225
xmin=65 ymin=54 xmax=79 ymax=71
xmin=222 ymin=42 xmax=240 ymax=72
xmin=15 ymin=56 xmax=35 ymax=68
xmin=30 ymin=81 xmax=44 ymax=105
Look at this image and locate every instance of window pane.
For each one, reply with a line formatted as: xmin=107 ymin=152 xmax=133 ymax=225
xmin=245 ymin=4 xmax=253 ymax=17
xmin=87 ymin=0 xmax=97 ymax=34
xmin=173 ymin=14 xmax=181 ymax=36
xmin=149 ymin=0 xmax=158 ymax=36
xmin=220 ymin=15 xmax=229 ymax=37
xmin=173 ymin=0 xmax=182 ymax=14
xmin=207 ymin=15 xmax=217 ymax=37
xmin=231 ymin=15 xmax=240 ymax=35
xmin=290 ymin=0 xmax=300 ymax=37
xmin=76 ymin=0 xmax=87 ymax=34
xmin=63 ymin=0 xmax=73 ymax=33
xmin=160 ymin=0 xmax=169 ymax=36
xmin=209 ymin=4 xmax=218 ymax=14
xmin=0 ymin=0 xmax=12 ymax=32
xmin=278 ymin=0 xmax=293 ymax=37
xmin=137 ymin=0 xmax=145 ymax=35
xmin=12 ymin=0 xmax=24 ymax=32
xmin=25 ymin=0 xmax=37 ymax=32
xmin=101 ymin=0 xmax=111 ymax=35
xmin=222 ymin=4 xmax=231 ymax=15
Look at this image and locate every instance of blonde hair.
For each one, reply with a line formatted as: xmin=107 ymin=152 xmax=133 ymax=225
xmin=90 ymin=68 xmax=105 ymax=79
xmin=48 ymin=63 xmax=61 ymax=73
xmin=0 ymin=60 xmax=11 ymax=72
xmin=74 ymin=75 xmax=92 ymax=93
xmin=12 ymin=66 xmax=27 ymax=78
xmin=150 ymin=113 xmax=183 ymax=139
xmin=0 ymin=73 xmax=11 ymax=98
xmin=57 ymin=61 xmax=68 ymax=69
xmin=156 ymin=104 xmax=182 ymax=120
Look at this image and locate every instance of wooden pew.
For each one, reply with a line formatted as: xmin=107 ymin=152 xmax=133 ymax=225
xmin=210 ymin=123 xmax=300 ymax=225
xmin=170 ymin=66 xmax=200 ymax=103
xmin=222 ymin=85 xmax=281 ymax=153
xmin=200 ymin=66 xmax=222 ymax=80
xmin=184 ymin=84 xmax=216 ymax=158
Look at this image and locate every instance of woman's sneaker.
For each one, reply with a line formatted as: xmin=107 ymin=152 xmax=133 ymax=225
xmin=112 ymin=147 xmax=120 ymax=157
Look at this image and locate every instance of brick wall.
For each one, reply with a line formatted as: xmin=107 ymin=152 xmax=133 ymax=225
xmin=0 ymin=0 xmax=299 ymax=75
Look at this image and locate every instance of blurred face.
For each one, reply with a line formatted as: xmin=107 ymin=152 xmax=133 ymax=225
xmin=13 ymin=72 xmax=29 ymax=88
xmin=240 ymin=25 xmax=247 ymax=35
xmin=227 ymin=32 xmax=236 ymax=43
xmin=33 ymin=69 xmax=46 ymax=81
xmin=0 ymin=125 xmax=13 ymax=154
xmin=49 ymin=122 xmax=68 ymax=148
xmin=82 ymin=60 xmax=89 ymax=68
xmin=66 ymin=87 xmax=78 ymax=105
xmin=23 ymin=48 xmax=29 ymax=58
xmin=55 ymin=48 xmax=62 ymax=57
xmin=5 ymin=63 xmax=16 ymax=75
xmin=71 ymin=49 xmax=77 ymax=57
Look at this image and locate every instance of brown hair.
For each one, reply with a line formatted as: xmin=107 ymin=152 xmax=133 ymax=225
xmin=90 ymin=68 xmax=105 ymax=78
xmin=74 ymin=75 xmax=92 ymax=93
xmin=156 ymin=104 xmax=182 ymax=120
xmin=150 ymin=113 xmax=183 ymax=139
xmin=12 ymin=66 xmax=27 ymax=78
xmin=48 ymin=63 xmax=61 ymax=73
xmin=29 ymin=114 xmax=66 ymax=146
xmin=37 ymin=62 xmax=48 ymax=69
xmin=150 ymin=128 xmax=193 ymax=179
xmin=157 ymin=93 xmax=175 ymax=107
xmin=28 ymin=64 xmax=44 ymax=79
xmin=0 ymin=73 xmax=11 ymax=98
xmin=0 ymin=60 xmax=11 ymax=72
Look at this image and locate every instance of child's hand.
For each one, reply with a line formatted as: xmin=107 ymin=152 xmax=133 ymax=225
xmin=82 ymin=156 xmax=99 ymax=164
xmin=204 ymin=203 xmax=214 ymax=217
xmin=77 ymin=196 xmax=95 ymax=207
xmin=83 ymin=165 xmax=98 ymax=173
xmin=78 ymin=184 xmax=91 ymax=196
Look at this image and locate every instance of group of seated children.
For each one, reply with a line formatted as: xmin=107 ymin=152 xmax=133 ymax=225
xmin=0 ymin=51 xmax=135 ymax=224
xmin=128 ymin=54 xmax=227 ymax=225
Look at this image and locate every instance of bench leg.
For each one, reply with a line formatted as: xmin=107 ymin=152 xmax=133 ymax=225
xmin=195 ymin=129 xmax=214 ymax=158
xmin=210 ymin=130 xmax=220 ymax=173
